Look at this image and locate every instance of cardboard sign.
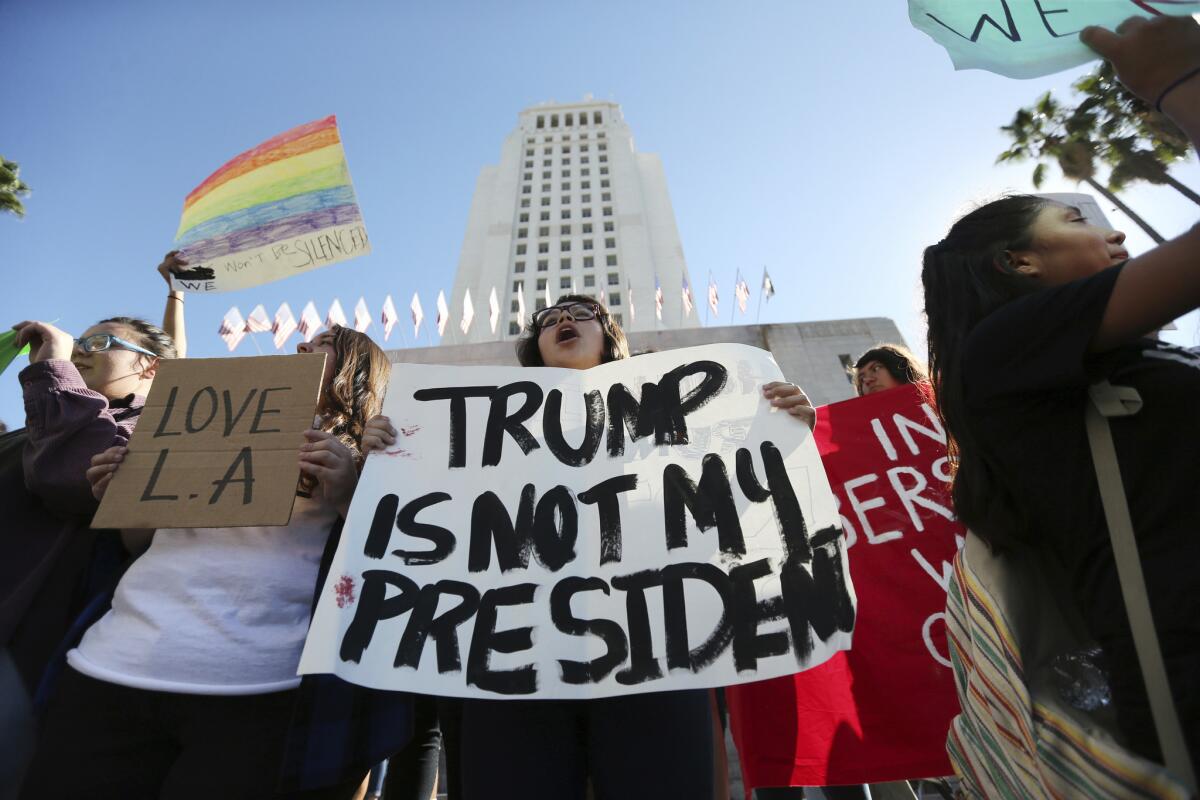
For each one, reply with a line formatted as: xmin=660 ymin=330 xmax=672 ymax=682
xmin=299 ymin=344 xmax=855 ymax=699
xmin=728 ymin=384 xmax=962 ymax=787
xmin=92 ymin=354 xmax=326 ymax=529
xmin=173 ymin=116 xmax=370 ymax=293
xmin=909 ymin=0 xmax=1200 ymax=79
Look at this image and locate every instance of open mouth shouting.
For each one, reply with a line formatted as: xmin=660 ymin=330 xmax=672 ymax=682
xmin=555 ymin=323 xmax=580 ymax=344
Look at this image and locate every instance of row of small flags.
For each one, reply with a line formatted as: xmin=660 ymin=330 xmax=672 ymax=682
xmin=217 ymin=269 xmax=777 ymax=352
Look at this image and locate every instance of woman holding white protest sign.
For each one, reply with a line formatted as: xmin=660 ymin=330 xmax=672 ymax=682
xmin=20 ymin=324 xmax=407 ymax=800
xmin=364 ymin=294 xmax=818 ymax=800
xmin=922 ymin=14 xmax=1200 ymax=772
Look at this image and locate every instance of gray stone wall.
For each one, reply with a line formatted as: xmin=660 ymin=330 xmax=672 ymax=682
xmin=385 ymin=317 xmax=908 ymax=407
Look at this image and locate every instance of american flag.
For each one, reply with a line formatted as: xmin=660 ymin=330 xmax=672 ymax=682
xmin=654 ymin=275 xmax=664 ymax=321
xmin=411 ymin=292 xmax=424 ymax=338
xmin=381 ymin=295 xmax=398 ymax=341
xmin=735 ymin=275 xmax=750 ymax=314
xmin=516 ymin=283 xmax=527 ymax=330
xmin=326 ymin=298 xmax=347 ymax=329
xmin=245 ymin=304 xmax=272 ymax=333
xmin=762 ymin=268 xmax=776 ymax=301
xmin=707 ymin=277 xmax=719 ymax=317
xmin=353 ymin=297 xmax=371 ymax=333
xmin=627 ymin=280 xmax=635 ymax=323
xmin=218 ymin=306 xmax=246 ymax=352
xmin=298 ymin=301 xmax=322 ymax=343
xmin=436 ymin=291 xmax=449 ymax=337
xmin=681 ymin=276 xmax=694 ymax=317
xmin=272 ymin=302 xmax=297 ymax=350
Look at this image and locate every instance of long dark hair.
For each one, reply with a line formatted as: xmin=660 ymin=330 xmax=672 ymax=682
xmin=921 ymin=195 xmax=1049 ymax=550
xmin=515 ymin=293 xmax=630 ymax=367
xmin=852 ymin=343 xmax=928 ymax=395
xmin=317 ymin=325 xmax=390 ymax=459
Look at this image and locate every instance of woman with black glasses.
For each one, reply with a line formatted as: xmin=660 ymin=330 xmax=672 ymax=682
xmin=364 ymin=294 xmax=816 ymax=800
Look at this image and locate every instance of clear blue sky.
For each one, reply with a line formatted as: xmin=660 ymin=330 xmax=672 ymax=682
xmin=3 ymin=0 xmax=1198 ymax=428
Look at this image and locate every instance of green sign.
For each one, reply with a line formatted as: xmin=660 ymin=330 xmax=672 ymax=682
xmin=0 ymin=330 xmax=31 ymax=377
xmin=909 ymin=0 xmax=1200 ymax=79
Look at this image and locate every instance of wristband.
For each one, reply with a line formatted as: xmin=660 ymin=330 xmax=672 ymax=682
xmin=1155 ymin=65 xmax=1200 ymax=112
xmin=168 ymin=294 xmax=184 ymax=303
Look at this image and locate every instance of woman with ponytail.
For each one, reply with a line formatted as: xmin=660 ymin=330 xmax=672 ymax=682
xmin=922 ymin=15 xmax=1200 ymax=767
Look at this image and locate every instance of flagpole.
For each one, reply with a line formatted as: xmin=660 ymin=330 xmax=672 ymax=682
xmin=755 ymin=266 xmax=765 ymax=324
xmin=249 ymin=332 xmax=263 ymax=355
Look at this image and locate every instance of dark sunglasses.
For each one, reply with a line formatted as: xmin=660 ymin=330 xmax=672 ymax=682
xmin=531 ymin=302 xmax=603 ymax=330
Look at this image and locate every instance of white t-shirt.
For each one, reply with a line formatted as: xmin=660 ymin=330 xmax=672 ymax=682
xmin=69 ymin=494 xmax=337 ymax=695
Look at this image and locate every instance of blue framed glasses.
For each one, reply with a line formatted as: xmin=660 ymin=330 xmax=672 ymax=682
xmin=74 ymin=333 xmax=158 ymax=358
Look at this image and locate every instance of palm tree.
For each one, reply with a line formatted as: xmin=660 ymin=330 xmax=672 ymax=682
xmin=0 ymin=157 xmax=31 ymax=218
xmin=997 ymin=92 xmax=1165 ymax=243
xmin=1076 ymin=62 xmax=1200 ymax=206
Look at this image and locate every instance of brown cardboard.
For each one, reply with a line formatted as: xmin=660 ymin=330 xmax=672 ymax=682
xmin=92 ymin=353 xmax=327 ymax=529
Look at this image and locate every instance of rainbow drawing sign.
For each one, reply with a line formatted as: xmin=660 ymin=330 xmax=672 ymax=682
xmin=173 ymin=116 xmax=370 ymax=293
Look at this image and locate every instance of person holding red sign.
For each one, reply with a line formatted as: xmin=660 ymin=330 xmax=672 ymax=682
xmin=922 ymin=14 xmax=1200 ymax=768
xmin=852 ymin=345 xmax=927 ymax=398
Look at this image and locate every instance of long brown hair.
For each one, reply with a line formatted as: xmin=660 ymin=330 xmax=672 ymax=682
xmin=316 ymin=325 xmax=390 ymax=459
xmin=515 ymin=294 xmax=630 ymax=366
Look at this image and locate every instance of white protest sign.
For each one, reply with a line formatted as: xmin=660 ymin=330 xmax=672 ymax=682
xmin=299 ymin=344 xmax=855 ymax=699
xmin=909 ymin=0 xmax=1200 ymax=79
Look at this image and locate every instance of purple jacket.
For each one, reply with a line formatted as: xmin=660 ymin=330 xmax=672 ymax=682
xmin=0 ymin=360 xmax=143 ymax=689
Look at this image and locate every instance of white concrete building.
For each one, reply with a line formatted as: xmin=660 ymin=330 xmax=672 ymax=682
xmin=448 ymin=97 xmax=696 ymax=343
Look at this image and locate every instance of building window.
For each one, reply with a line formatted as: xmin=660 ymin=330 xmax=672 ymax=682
xmin=561 ymin=145 xmax=571 ymax=154
xmin=583 ymin=256 xmax=594 ymax=268
xmin=544 ymin=135 xmax=552 ymax=142
xmin=536 ymin=115 xmax=545 ymax=129
xmin=582 ymin=168 xmax=590 ymax=176
xmin=537 ymin=278 xmax=547 ymax=290
xmin=603 ymin=206 xmax=612 ymax=217
xmin=526 ymin=148 xmax=534 ymax=156
xmin=561 ymin=183 xmax=570 ymax=191
xmin=561 ymin=209 xmax=571 ymax=219
xmin=509 ymin=321 xmax=520 ymax=335
xmin=582 ymin=194 xmax=591 ymax=203
xmin=524 ymin=172 xmax=532 ymax=181
xmin=581 ymin=132 xmax=589 ymax=139
xmin=581 ymin=144 xmax=589 ymax=152
xmin=540 ymin=211 xmax=550 ymax=221
xmin=516 ymin=244 xmax=527 ymax=255
xmin=594 ymin=111 xmax=602 ymax=124
xmin=600 ymin=167 xmax=609 ymax=175
xmin=560 ymin=240 xmax=571 ymax=251
xmin=581 ymin=181 xmax=590 ymax=190
xmin=517 ymin=228 xmax=527 ymax=239
xmin=602 ymin=193 xmax=611 ymax=202
xmin=541 ymin=183 xmax=551 ymax=192
xmin=560 ymin=195 xmax=570 ymax=205
xmin=609 ymin=292 xmax=621 ymax=306
xmin=584 ymin=274 xmax=595 ymax=287
xmin=551 ymin=114 xmax=559 ymax=128
xmin=538 ymin=242 xmax=549 ymax=254
xmin=603 ymin=221 xmax=614 ymax=232
xmin=598 ymin=131 xmax=606 ymax=138
xmin=607 ymin=272 xmax=619 ymax=285
xmin=581 ymin=156 xmax=590 ymax=164
xmin=519 ymin=213 xmax=529 ymax=222
xmin=511 ymin=300 xmax=520 ymax=312
xmin=542 ymin=170 xmax=551 ymax=179
xmin=583 ymin=239 xmax=594 ymax=250
xmin=525 ymin=161 xmax=532 ymax=168
xmin=560 ymin=277 xmax=571 ymax=289
xmin=536 ymin=298 xmax=547 ymax=311
xmin=522 ymin=185 xmax=531 ymax=195
xmin=562 ymin=132 xmax=571 ymax=141
xmin=582 ymin=208 xmax=592 ymax=218
xmin=544 ymin=147 xmax=552 ymax=155
xmin=562 ymin=169 xmax=571 ymax=177
xmin=539 ymin=226 xmax=549 ymax=237
xmin=512 ymin=280 xmax=524 ymax=292
xmin=601 ymin=179 xmax=610 ymax=188
xmin=561 ymin=158 xmax=570 ymax=166
xmin=599 ymin=155 xmax=608 ymax=163
xmin=541 ymin=197 xmax=550 ymax=206
xmin=560 ymin=224 xmax=570 ymax=235
xmin=538 ymin=260 xmax=548 ymax=271
xmin=605 ymin=238 xmax=615 ymax=248
xmin=543 ymin=159 xmax=551 ymax=167
xmin=583 ymin=223 xmax=593 ymax=233
xmin=560 ymin=258 xmax=571 ymax=269
xmin=514 ymin=261 xmax=525 ymax=273
xmin=606 ymin=255 xmax=617 ymax=266
xmin=521 ymin=199 xmax=530 ymax=208
xmin=599 ymin=142 xmax=607 ymax=151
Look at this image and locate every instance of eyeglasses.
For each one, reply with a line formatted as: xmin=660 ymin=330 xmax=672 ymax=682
xmin=531 ymin=302 xmax=603 ymax=330
xmin=74 ymin=333 xmax=158 ymax=358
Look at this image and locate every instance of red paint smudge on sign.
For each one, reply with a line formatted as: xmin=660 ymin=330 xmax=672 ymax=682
xmin=335 ymin=574 xmax=356 ymax=608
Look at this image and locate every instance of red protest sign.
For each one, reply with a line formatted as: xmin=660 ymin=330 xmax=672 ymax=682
xmin=728 ymin=383 xmax=961 ymax=788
